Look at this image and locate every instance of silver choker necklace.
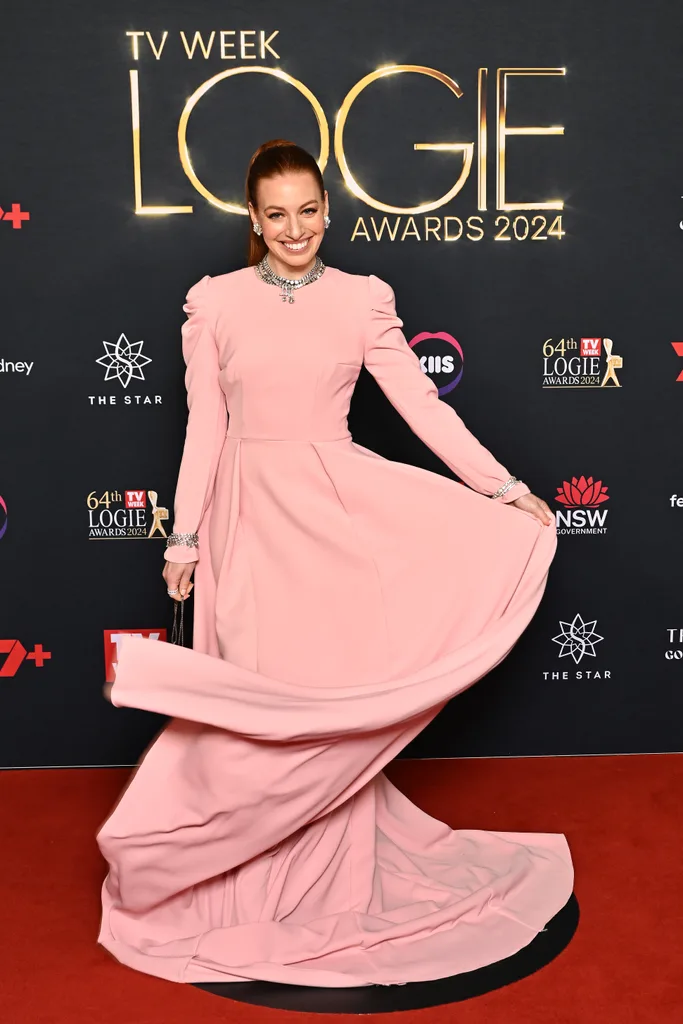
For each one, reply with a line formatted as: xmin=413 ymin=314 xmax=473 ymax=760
xmin=255 ymin=254 xmax=326 ymax=303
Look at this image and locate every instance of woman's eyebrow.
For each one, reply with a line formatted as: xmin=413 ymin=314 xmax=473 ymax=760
xmin=263 ymin=199 xmax=320 ymax=212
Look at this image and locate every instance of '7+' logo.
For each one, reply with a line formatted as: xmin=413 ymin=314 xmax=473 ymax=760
xmin=0 ymin=640 xmax=51 ymax=676
xmin=0 ymin=204 xmax=30 ymax=229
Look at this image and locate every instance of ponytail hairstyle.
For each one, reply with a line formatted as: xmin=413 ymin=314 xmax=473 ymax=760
xmin=245 ymin=139 xmax=325 ymax=266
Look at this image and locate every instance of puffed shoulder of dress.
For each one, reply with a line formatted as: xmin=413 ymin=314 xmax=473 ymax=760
xmin=367 ymin=273 xmax=398 ymax=315
xmin=183 ymin=274 xmax=214 ymax=317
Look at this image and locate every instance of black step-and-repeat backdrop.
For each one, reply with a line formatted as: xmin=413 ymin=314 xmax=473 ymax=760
xmin=1 ymin=0 xmax=681 ymax=768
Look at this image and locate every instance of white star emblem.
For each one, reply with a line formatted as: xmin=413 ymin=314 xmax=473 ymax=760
xmin=96 ymin=334 xmax=151 ymax=389
xmin=552 ymin=613 xmax=604 ymax=664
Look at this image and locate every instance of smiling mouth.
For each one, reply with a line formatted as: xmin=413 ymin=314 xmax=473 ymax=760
xmin=280 ymin=238 xmax=313 ymax=252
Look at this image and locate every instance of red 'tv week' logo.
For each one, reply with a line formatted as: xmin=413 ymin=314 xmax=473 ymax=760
xmin=103 ymin=629 xmax=167 ymax=683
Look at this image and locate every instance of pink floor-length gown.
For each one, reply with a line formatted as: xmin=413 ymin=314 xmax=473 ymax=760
xmin=96 ymin=266 xmax=573 ymax=987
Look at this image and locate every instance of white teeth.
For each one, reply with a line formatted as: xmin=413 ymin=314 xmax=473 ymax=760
xmin=282 ymin=240 xmax=309 ymax=250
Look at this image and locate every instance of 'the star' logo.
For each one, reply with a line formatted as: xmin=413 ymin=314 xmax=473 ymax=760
xmin=96 ymin=334 xmax=151 ymax=388
xmin=552 ymin=613 xmax=604 ymax=664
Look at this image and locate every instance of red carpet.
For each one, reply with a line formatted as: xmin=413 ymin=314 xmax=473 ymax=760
xmin=1 ymin=753 xmax=681 ymax=1023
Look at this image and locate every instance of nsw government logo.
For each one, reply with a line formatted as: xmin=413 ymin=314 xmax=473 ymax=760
xmin=87 ymin=489 xmax=169 ymax=539
xmin=554 ymin=476 xmax=609 ymax=535
xmin=89 ymin=333 xmax=161 ymax=406
xmin=408 ymin=331 xmax=463 ymax=396
xmin=543 ymin=613 xmax=611 ymax=680
xmin=542 ymin=337 xmax=623 ymax=388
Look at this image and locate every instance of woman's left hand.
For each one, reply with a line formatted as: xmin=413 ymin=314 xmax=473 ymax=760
xmin=510 ymin=492 xmax=554 ymax=526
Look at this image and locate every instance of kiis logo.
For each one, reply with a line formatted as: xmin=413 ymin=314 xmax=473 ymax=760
xmin=87 ymin=488 xmax=169 ymax=539
xmin=542 ymin=613 xmax=611 ymax=681
xmin=408 ymin=332 xmax=463 ymax=396
xmin=554 ymin=475 xmax=609 ymax=535
xmin=0 ymin=640 xmax=51 ymax=677
xmin=0 ymin=494 xmax=6 ymax=540
xmin=103 ymin=629 xmax=167 ymax=683
xmin=542 ymin=337 xmax=623 ymax=388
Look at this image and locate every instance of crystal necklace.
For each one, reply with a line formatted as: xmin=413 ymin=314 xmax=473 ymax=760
xmin=254 ymin=253 xmax=326 ymax=303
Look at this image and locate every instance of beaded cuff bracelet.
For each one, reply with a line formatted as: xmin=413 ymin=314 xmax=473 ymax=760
xmin=166 ymin=532 xmax=199 ymax=548
xmin=490 ymin=477 xmax=519 ymax=500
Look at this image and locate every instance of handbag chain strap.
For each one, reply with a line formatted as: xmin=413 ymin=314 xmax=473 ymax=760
xmin=171 ymin=598 xmax=185 ymax=647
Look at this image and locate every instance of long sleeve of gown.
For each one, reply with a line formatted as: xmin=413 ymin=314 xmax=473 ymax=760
xmin=363 ymin=275 xmax=530 ymax=503
xmin=165 ymin=275 xmax=228 ymax=563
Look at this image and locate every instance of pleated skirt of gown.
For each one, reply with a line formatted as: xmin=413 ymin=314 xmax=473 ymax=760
xmin=96 ymin=434 xmax=573 ymax=987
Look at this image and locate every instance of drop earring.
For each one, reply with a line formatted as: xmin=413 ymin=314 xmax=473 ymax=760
xmin=324 ymin=215 xmax=331 ymax=228
xmin=253 ymin=222 xmax=263 ymax=236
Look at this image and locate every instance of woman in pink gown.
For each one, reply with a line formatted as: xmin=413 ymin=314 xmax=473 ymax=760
xmin=97 ymin=140 xmax=573 ymax=988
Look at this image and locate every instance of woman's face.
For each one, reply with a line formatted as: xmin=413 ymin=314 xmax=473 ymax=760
xmin=249 ymin=171 xmax=329 ymax=276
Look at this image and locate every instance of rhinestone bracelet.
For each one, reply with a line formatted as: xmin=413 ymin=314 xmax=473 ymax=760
xmin=490 ymin=477 xmax=519 ymax=500
xmin=166 ymin=532 xmax=199 ymax=548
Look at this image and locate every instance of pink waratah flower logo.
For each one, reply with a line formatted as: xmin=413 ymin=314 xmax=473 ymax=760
xmin=555 ymin=476 xmax=610 ymax=507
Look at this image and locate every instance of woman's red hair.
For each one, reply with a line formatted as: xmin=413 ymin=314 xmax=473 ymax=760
xmin=245 ymin=140 xmax=325 ymax=266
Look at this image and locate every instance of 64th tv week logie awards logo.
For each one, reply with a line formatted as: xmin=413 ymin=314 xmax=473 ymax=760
xmin=542 ymin=337 xmax=623 ymax=388
xmin=87 ymin=489 xmax=169 ymax=539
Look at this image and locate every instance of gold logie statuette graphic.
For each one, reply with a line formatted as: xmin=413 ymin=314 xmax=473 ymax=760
xmin=128 ymin=62 xmax=565 ymax=218
xmin=600 ymin=339 xmax=623 ymax=387
xmin=147 ymin=489 xmax=169 ymax=538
